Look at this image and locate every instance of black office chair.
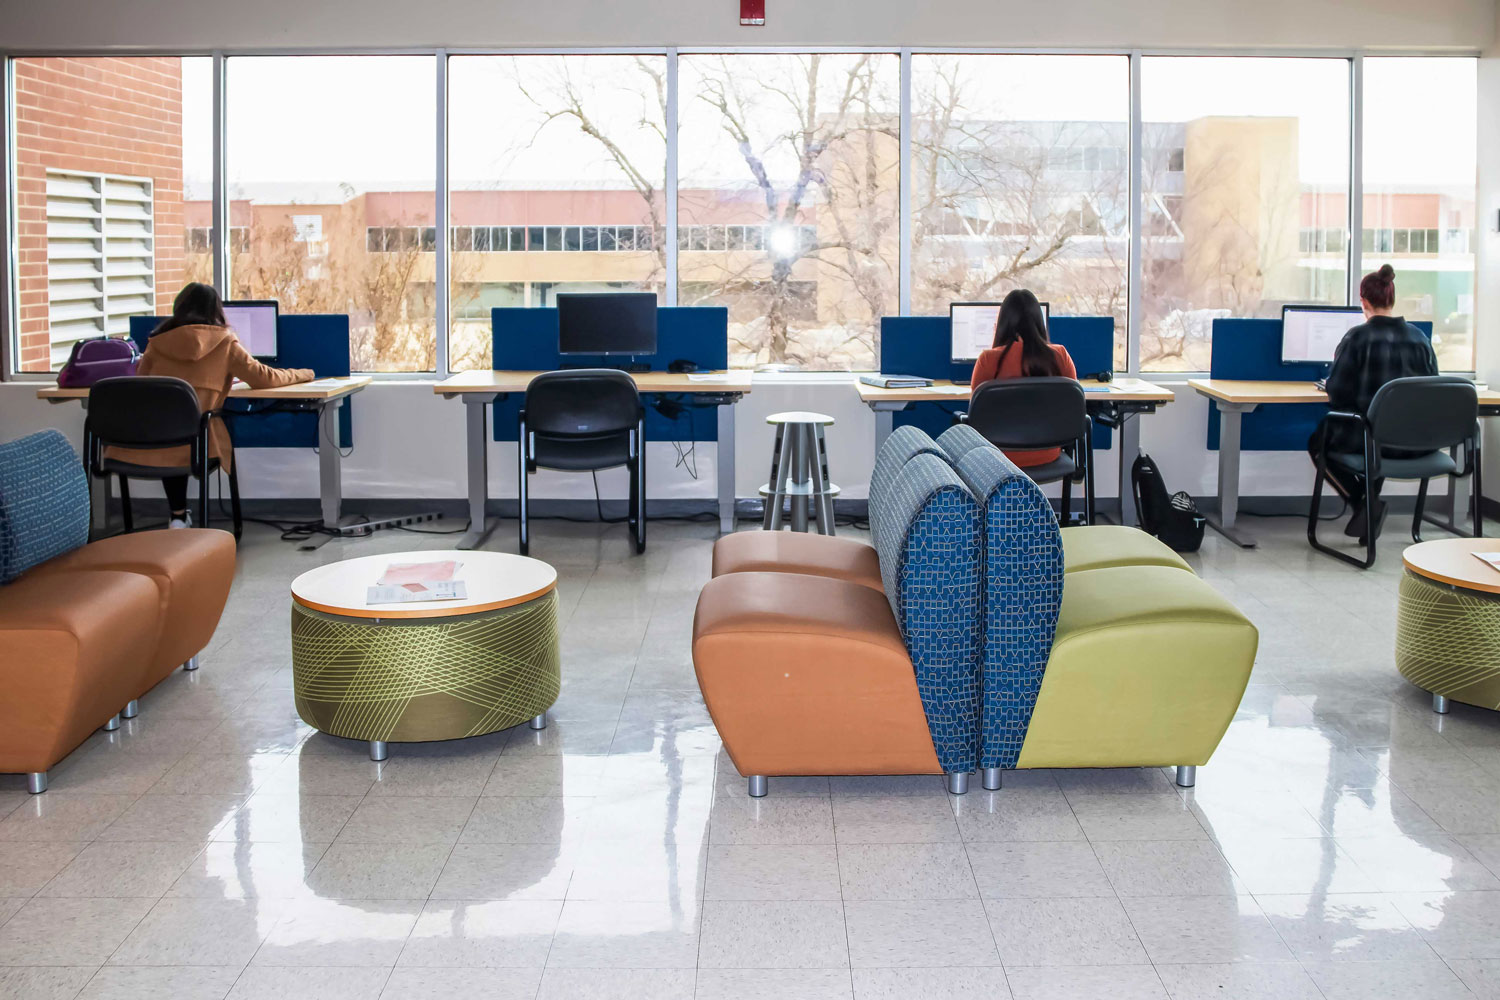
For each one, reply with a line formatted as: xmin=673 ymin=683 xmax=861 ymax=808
xmin=1309 ymin=375 xmax=1480 ymax=569
xmin=519 ymin=369 xmax=646 ymax=556
xmin=83 ymin=375 xmax=242 ymax=538
xmin=961 ymin=376 xmax=1095 ymax=525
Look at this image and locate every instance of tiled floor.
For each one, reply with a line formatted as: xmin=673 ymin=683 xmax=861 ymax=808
xmin=3 ymin=514 xmax=1500 ymax=998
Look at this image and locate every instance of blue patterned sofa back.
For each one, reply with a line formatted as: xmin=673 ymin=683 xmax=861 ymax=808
xmin=869 ymin=425 xmax=945 ymax=513
xmin=871 ymin=452 xmax=982 ymax=774
xmin=0 ymin=430 xmax=90 ymax=584
xmin=953 ymin=445 xmax=1065 ymax=771
xmin=936 ymin=424 xmax=993 ymax=466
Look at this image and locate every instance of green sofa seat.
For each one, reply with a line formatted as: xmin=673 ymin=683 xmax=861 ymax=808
xmin=1062 ymin=525 xmax=1192 ymax=574
xmin=1017 ymin=564 xmax=1257 ymax=770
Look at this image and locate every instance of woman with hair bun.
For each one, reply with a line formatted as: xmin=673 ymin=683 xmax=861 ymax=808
xmin=1307 ymin=264 xmax=1438 ymax=543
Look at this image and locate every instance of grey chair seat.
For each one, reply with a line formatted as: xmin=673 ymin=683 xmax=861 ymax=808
xmin=1326 ymin=450 xmax=1458 ymax=479
xmin=1018 ymin=454 xmax=1077 ymax=486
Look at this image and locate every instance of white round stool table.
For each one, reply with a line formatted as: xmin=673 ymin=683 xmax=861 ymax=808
xmin=290 ymin=550 xmax=560 ymax=761
xmin=762 ymin=411 xmax=838 ymax=534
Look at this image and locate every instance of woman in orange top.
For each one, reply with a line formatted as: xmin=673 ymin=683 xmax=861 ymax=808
xmin=108 ymin=283 xmax=314 ymax=528
xmin=968 ymin=288 xmax=1077 ymax=468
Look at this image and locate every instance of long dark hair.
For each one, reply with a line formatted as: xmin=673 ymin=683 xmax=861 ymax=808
xmin=991 ymin=288 xmax=1060 ymax=377
xmin=151 ymin=282 xmax=227 ymax=336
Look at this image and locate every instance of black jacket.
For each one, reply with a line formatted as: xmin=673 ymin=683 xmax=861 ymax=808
xmin=1321 ymin=315 xmax=1438 ymax=454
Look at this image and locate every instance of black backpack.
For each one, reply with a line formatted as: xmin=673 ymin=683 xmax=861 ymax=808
xmin=1132 ymin=453 xmax=1206 ymax=553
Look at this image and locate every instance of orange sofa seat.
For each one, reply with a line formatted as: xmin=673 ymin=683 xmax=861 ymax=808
xmin=711 ymin=530 xmax=884 ymax=593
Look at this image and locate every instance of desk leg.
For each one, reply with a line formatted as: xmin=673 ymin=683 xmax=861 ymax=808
xmin=317 ymin=398 xmax=344 ymax=528
xmin=90 ymin=469 xmax=110 ymax=536
xmin=1204 ymin=402 xmax=1257 ymax=549
xmin=1117 ymin=412 xmax=1141 ymax=528
xmin=873 ymin=408 xmax=895 ymax=456
xmin=717 ymin=400 xmax=737 ymax=533
xmin=459 ymin=393 xmax=498 ymax=550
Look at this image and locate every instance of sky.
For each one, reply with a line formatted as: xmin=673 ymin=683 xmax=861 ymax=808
xmin=180 ymin=52 xmax=1477 ymax=203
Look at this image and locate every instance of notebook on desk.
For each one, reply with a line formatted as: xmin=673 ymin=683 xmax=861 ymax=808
xmin=860 ymin=374 xmax=933 ymax=388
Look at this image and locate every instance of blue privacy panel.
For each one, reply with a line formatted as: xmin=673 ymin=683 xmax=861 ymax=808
xmin=489 ymin=306 xmax=729 ymax=444
xmin=128 ymin=314 xmax=353 ymax=449
xmin=879 ymin=315 xmax=1115 ymax=448
xmin=1205 ymin=317 xmax=1432 ymax=452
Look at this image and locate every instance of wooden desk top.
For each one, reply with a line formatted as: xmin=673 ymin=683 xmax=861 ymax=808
xmin=1404 ymin=539 xmax=1500 ymax=596
xmin=291 ymin=550 xmax=557 ymax=620
xmin=855 ymin=377 xmax=1174 ymax=405
xmin=38 ymin=375 xmax=371 ymax=402
xmin=1189 ymin=378 xmax=1500 ymax=409
xmin=436 ymin=370 xmax=754 ymax=395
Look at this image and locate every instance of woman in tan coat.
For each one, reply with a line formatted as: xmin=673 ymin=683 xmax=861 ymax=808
xmin=114 ymin=283 xmax=314 ymax=528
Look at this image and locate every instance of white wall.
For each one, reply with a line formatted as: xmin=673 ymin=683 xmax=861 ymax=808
xmin=0 ymin=0 xmax=1490 ymax=51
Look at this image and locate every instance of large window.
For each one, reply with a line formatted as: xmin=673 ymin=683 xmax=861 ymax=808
xmin=678 ymin=54 xmax=900 ymax=371
xmin=1140 ymin=58 xmax=1351 ymax=371
xmin=226 ymin=56 xmax=437 ymax=372
xmin=447 ymin=55 xmax=667 ymax=370
xmin=1363 ymin=58 xmax=1476 ymax=370
xmin=10 ymin=57 xmax=210 ymax=373
xmin=912 ymin=55 xmax=1129 ymax=367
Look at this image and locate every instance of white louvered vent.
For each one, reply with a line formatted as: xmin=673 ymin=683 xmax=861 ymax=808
xmin=45 ymin=169 xmax=155 ymax=366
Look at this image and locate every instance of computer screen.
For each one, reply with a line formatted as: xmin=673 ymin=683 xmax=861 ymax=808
xmin=223 ymin=300 xmax=279 ymax=360
xmin=1281 ymin=305 xmax=1364 ymax=365
xmin=557 ymin=292 xmax=658 ymax=356
xmin=950 ymin=300 xmax=1049 ymax=363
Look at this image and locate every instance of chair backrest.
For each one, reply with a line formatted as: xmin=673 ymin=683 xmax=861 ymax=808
xmin=1366 ymin=376 xmax=1478 ymax=454
xmin=523 ymin=369 xmax=642 ymax=439
xmin=870 ymin=452 xmax=982 ymax=775
xmin=966 ymin=377 xmax=1087 ymax=451
xmin=0 ymin=430 xmax=89 ymax=583
xmin=952 ymin=443 xmax=1065 ymax=772
xmin=86 ymin=376 xmax=202 ymax=449
xmin=869 ymin=425 xmax=945 ymax=514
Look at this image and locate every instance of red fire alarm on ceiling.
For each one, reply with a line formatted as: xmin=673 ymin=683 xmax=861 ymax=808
xmin=740 ymin=0 xmax=765 ymax=25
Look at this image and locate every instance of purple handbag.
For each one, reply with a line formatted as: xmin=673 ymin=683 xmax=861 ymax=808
xmin=57 ymin=336 xmax=140 ymax=388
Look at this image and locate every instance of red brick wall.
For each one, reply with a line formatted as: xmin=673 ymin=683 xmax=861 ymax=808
xmin=13 ymin=57 xmax=184 ymax=371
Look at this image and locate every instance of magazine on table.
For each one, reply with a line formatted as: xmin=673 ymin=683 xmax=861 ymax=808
xmin=366 ymin=559 xmax=468 ymax=604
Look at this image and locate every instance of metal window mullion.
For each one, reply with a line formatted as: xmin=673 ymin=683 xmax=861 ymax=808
xmin=665 ymin=47 xmax=679 ymax=306
xmin=1347 ymin=53 xmax=1364 ymax=306
xmin=435 ymin=49 xmax=450 ymax=376
xmin=899 ymin=49 xmax=912 ymax=316
xmin=211 ymin=51 xmax=228 ymax=295
xmin=1127 ymin=51 xmax=1143 ymax=376
xmin=2 ymin=58 xmax=13 ymax=376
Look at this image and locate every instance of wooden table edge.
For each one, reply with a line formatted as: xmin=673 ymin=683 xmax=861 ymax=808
xmin=291 ymin=578 xmax=557 ymax=620
xmin=1403 ymin=541 xmax=1500 ymax=596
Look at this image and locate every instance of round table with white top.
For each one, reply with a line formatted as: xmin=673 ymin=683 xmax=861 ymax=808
xmin=289 ymin=550 xmax=559 ymax=760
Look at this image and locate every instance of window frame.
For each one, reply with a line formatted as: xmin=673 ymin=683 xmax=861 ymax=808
xmin=0 ymin=46 xmax=1482 ymax=380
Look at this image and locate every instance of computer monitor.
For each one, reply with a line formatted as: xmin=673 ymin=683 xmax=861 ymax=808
xmin=223 ymin=300 xmax=279 ymax=360
xmin=557 ymin=292 xmax=658 ymax=356
xmin=950 ymin=300 xmax=1049 ymax=364
xmin=1281 ymin=305 xmax=1364 ymax=365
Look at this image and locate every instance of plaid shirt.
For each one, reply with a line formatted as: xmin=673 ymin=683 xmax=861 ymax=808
xmin=1322 ymin=315 xmax=1438 ymax=454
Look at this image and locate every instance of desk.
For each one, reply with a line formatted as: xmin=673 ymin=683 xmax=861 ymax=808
xmin=39 ymin=376 xmax=371 ymax=540
xmin=856 ymin=378 xmax=1175 ymax=527
xmin=1189 ymin=379 xmax=1500 ymax=548
xmin=436 ymin=370 xmax=753 ymax=550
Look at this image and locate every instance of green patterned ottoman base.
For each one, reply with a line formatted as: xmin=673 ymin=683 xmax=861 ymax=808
xmin=291 ymin=590 xmax=560 ymax=744
xmin=1397 ymin=571 xmax=1500 ymax=712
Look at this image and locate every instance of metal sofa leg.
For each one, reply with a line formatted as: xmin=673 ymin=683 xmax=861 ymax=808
xmin=981 ymin=767 xmax=1002 ymax=791
xmin=946 ymin=772 xmax=970 ymax=795
xmin=121 ymin=699 xmax=139 ymax=719
xmin=529 ymin=712 xmax=547 ymax=730
xmin=26 ymin=771 xmax=47 ymax=794
xmin=183 ymin=655 xmax=199 ymax=671
xmin=1433 ymin=693 xmax=1451 ymax=714
xmin=369 ymin=740 xmax=389 ymax=761
xmin=101 ymin=713 xmax=121 ymax=732
xmin=1175 ymin=765 xmax=1197 ymax=788
xmin=747 ymin=775 xmax=768 ymax=797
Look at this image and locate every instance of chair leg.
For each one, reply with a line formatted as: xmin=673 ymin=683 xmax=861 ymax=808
xmin=518 ymin=418 xmax=530 ymax=556
xmin=1059 ymin=472 xmax=1073 ymax=527
xmin=1413 ymin=478 xmax=1429 ymax=544
xmin=117 ymin=476 xmax=133 ymax=533
xmin=1361 ymin=481 xmax=1377 ymax=568
xmin=1082 ymin=436 xmax=1097 ymax=526
xmin=768 ymin=423 xmax=794 ymax=531
xmin=1474 ymin=445 xmax=1484 ymax=539
xmin=228 ymin=465 xmax=243 ymax=541
xmin=634 ymin=419 xmax=647 ymax=554
xmin=763 ymin=424 xmax=784 ymax=530
xmin=199 ymin=470 xmax=211 ymax=531
xmin=815 ymin=424 xmax=835 ymax=536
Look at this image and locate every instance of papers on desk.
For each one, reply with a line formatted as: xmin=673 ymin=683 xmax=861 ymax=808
xmin=686 ymin=372 xmax=730 ymax=382
xmin=304 ymin=378 xmax=348 ymax=389
xmin=367 ymin=560 xmax=468 ymax=604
